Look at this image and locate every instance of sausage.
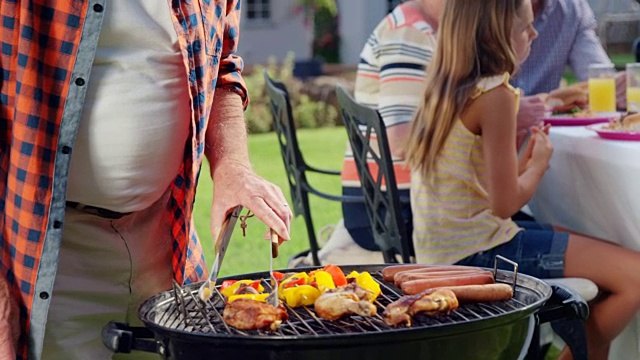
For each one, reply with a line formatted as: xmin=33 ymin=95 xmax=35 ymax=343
xmin=382 ymin=264 xmax=479 ymax=282
xmin=401 ymin=273 xmax=495 ymax=295
xmin=382 ymin=265 xmax=441 ymax=282
xmin=441 ymin=283 xmax=514 ymax=303
xmin=394 ymin=269 xmax=493 ymax=286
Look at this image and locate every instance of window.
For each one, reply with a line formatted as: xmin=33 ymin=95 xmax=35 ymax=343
xmin=387 ymin=0 xmax=402 ymax=12
xmin=246 ymin=0 xmax=271 ymax=21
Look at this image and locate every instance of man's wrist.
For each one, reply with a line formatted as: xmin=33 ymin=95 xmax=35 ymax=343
xmin=210 ymin=158 xmax=252 ymax=179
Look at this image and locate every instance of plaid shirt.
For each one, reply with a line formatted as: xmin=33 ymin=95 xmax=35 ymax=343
xmin=0 ymin=1 xmax=247 ymax=358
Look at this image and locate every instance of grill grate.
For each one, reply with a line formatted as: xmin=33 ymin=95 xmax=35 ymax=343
xmin=146 ymin=270 xmax=534 ymax=338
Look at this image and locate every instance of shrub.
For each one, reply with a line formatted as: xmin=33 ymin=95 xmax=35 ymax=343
xmin=243 ymin=52 xmax=340 ymax=133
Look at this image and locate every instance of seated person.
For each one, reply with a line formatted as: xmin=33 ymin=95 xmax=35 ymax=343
xmin=511 ymin=0 xmax=626 ymax=109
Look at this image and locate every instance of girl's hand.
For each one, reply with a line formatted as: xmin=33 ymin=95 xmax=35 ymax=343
xmin=517 ymin=124 xmax=551 ymax=175
xmin=541 ymin=123 xmax=551 ymax=135
xmin=517 ymin=132 xmax=535 ymax=175
xmin=528 ymin=127 xmax=553 ymax=171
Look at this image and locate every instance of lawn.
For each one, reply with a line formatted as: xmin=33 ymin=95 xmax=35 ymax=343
xmin=193 ymin=126 xmax=348 ymax=277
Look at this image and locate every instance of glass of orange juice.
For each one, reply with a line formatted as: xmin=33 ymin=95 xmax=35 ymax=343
xmin=626 ymin=63 xmax=640 ymax=113
xmin=588 ymin=64 xmax=616 ymax=113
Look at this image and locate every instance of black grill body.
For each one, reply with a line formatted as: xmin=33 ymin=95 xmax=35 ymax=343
xmin=103 ymin=265 xmax=587 ymax=360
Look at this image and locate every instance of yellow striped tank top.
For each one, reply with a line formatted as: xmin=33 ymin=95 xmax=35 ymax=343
xmin=410 ymin=73 xmax=522 ymax=264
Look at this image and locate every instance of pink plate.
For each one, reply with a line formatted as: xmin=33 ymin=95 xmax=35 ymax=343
xmin=543 ymin=112 xmax=621 ymax=126
xmin=588 ymin=123 xmax=640 ymax=141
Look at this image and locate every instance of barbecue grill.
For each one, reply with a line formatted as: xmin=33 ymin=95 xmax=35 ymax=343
xmin=103 ymin=264 xmax=588 ymax=360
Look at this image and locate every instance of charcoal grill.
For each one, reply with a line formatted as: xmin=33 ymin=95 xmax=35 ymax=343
xmin=103 ymin=264 xmax=588 ymax=360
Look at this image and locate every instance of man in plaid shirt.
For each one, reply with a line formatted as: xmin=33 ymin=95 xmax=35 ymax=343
xmin=0 ymin=1 xmax=292 ymax=359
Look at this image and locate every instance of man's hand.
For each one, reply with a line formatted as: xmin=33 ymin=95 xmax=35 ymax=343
xmin=210 ymin=161 xmax=292 ymax=245
xmin=0 ymin=276 xmax=19 ymax=360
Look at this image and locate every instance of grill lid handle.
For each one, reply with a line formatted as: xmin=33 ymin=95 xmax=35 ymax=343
xmin=102 ymin=321 xmax=162 ymax=355
xmin=536 ymin=284 xmax=590 ymax=360
xmin=538 ymin=283 xmax=590 ymax=323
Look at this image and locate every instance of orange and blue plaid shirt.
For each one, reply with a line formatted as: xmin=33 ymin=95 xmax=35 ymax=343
xmin=0 ymin=1 xmax=247 ymax=358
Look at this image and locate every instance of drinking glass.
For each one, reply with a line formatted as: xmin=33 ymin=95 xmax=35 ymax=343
xmin=588 ymin=64 xmax=616 ymax=113
xmin=626 ymin=63 xmax=640 ymax=113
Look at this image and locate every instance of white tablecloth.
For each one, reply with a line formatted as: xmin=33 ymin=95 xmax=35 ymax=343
xmin=528 ymin=126 xmax=640 ymax=360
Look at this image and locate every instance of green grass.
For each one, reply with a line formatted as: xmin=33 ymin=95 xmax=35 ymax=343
xmin=611 ymin=53 xmax=635 ymax=69
xmin=194 ymin=127 xmax=348 ymax=277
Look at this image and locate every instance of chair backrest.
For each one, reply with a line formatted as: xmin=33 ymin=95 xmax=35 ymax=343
xmin=264 ymin=71 xmax=320 ymax=263
xmin=335 ymin=85 xmax=414 ymax=263
xmin=264 ymin=71 xmax=309 ymax=220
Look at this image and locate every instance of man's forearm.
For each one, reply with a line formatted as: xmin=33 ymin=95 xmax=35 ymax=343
xmin=205 ymin=88 xmax=250 ymax=179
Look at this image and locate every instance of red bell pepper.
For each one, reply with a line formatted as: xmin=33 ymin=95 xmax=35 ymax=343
xmin=273 ymin=271 xmax=286 ymax=281
xmin=323 ymin=264 xmax=347 ymax=287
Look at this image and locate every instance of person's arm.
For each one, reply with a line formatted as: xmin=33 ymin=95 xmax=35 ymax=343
xmin=373 ymin=27 xmax=436 ymax=158
xmin=205 ymin=4 xmax=291 ymax=242
xmin=205 ymin=88 xmax=292 ymax=243
xmin=568 ymin=0 xmax=612 ymax=82
xmin=567 ymin=1 xmax=627 ymax=108
xmin=472 ymin=88 xmax=551 ymax=218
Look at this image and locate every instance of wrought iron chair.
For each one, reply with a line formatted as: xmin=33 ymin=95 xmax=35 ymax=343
xmin=264 ymin=71 xmax=362 ymax=266
xmin=336 ymin=85 xmax=590 ymax=359
xmin=335 ymin=86 xmax=414 ymax=263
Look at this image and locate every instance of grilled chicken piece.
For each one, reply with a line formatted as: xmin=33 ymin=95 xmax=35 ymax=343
xmin=383 ymin=288 xmax=458 ymax=327
xmin=223 ymin=298 xmax=289 ymax=331
xmin=314 ymin=283 xmax=377 ymax=321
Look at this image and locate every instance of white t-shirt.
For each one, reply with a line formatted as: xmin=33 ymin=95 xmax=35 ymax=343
xmin=66 ymin=1 xmax=191 ymax=212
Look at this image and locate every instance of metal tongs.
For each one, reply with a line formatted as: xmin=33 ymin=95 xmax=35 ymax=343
xmin=197 ymin=205 xmax=244 ymax=302
xmin=267 ymin=229 xmax=280 ymax=307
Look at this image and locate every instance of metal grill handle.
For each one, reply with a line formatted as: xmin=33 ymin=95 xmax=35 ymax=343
xmin=102 ymin=321 xmax=163 ymax=355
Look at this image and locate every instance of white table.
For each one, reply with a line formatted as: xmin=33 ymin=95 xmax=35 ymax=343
xmin=528 ymin=126 xmax=640 ymax=360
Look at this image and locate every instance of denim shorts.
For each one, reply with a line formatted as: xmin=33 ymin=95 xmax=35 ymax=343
xmin=454 ymin=221 xmax=569 ymax=279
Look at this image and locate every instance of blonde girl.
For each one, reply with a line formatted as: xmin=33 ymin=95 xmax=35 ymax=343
xmin=406 ymin=1 xmax=640 ymax=359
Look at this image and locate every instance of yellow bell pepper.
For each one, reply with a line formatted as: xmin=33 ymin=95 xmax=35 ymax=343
xmin=227 ymin=293 xmax=269 ymax=303
xmin=346 ymin=271 xmax=381 ymax=301
xmin=346 ymin=271 xmax=359 ymax=279
xmin=220 ymin=280 xmax=265 ymax=298
xmin=310 ymin=270 xmax=335 ymax=293
xmin=280 ymin=285 xmax=321 ymax=307
xmin=278 ymin=272 xmax=310 ymax=293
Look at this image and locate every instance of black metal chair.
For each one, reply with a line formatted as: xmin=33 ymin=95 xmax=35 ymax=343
xmin=335 ymin=85 xmax=414 ymax=264
xmin=264 ymin=71 xmax=362 ymax=266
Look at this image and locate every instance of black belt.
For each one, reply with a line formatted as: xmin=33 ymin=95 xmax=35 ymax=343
xmin=66 ymin=201 xmax=132 ymax=219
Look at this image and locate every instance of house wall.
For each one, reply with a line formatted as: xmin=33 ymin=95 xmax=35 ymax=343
xmin=237 ymin=0 xmax=311 ymax=65
xmin=337 ymin=0 xmax=387 ymax=66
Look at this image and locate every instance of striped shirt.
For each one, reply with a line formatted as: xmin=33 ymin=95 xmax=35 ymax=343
xmin=0 ymin=1 xmax=246 ymax=358
xmin=411 ymin=73 xmax=522 ymax=265
xmin=511 ymin=0 xmax=611 ymax=94
xmin=342 ymin=2 xmax=437 ymax=190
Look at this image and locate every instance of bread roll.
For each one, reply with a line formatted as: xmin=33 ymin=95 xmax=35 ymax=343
xmin=622 ymin=113 xmax=640 ymax=131
xmin=546 ymin=84 xmax=588 ymax=112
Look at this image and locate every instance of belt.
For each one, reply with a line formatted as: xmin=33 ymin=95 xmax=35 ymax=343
xmin=65 ymin=201 xmax=133 ymax=219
